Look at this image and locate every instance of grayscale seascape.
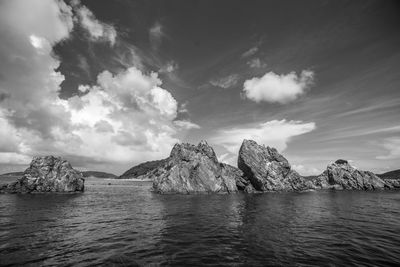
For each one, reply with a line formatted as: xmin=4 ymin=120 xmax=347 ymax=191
xmin=1 ymin=0 xmax=399 ymax=266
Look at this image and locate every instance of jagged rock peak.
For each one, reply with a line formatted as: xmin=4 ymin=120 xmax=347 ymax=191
xmin=240 ymin=139 xmax=290 ymax=166
xmin=238 ymin=139 xmax=313 ymax=191
xmin=170 ymin=140 xmax=218 ymax=163
xmin=151 ymin=140 xmax=241 ymax=194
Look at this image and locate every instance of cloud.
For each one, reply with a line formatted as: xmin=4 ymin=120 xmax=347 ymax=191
xmin=94 ymin=120 xmax=114 ymax=133
xmin=0 ymin=152 xmax=31 ymax=165
xmin=247 ymin=58 xmax=266 ymax=68
xmin=211 ymin=119 xmax=316 ymax=156
xmin=243 ymin=70 xmax=314 ymax=104
xmin=377 ymin=137 xmax=400 ymax=160
xmin=217 ymin=153 xmax=237 ymax=166
xmin=159 ymin=61 xmax=178 ymax=73
xmin=0 ymin=0 xmax=73 ymax=136
xmin=0 ymin=0 xmax=74 ymax=45
xmin=29 ymin=35 xmax=52 ymax=54
xmin=0 ymin=0 xmax=75 ymax=164
xmin=77 ymin=54 xmax=91 ymax=78
xmin=0 ymin=0 xmax=197 ymax=169
xmin=242 ymin=46 xmax=258 ymax=58
xmin=73 ymin=1 xmax=117 ymax=45
xmin=59 ymin=67 xmax=181 ymax=163
xmin=149 ymin=21 xmax=164 ymax=50
xmin=173 ymin=120 xmax=201 ymax=130
xmin=0 ymin=91 xmax=10 ymax=103
xmin=0 ymin=113 xmax=23 ymax=153
xmin=292 ymin=164 xmax=321 ymax=176
xmin=210 ymin=74 xmax=240 ymax=89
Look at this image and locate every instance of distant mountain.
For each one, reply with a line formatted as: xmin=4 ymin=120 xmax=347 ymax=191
xmin=0 ymin=171 xmax=24 ymax=177
xmin=119 ymin=159 xmax=166 ymax=179
xmin=302 ymin=175 xmax=318 ymax=180
xmin=377 ymin=169 xmax=400 ymax=180
xmin=82 ymin=171 xmax=117 ymax=179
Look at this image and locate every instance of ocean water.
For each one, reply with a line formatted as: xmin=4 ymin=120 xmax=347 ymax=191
xmin=0 ymin=177 xmax=399 ymax=266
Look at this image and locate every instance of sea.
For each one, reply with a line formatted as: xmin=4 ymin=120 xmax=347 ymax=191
xmin=0 ymin=177 xmax=399 ymax=266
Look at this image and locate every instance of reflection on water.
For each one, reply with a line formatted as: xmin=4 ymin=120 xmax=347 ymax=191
xmin=0 ymin=178 xmax=399 ymax=266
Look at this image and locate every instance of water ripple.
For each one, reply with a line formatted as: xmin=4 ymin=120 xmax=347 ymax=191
xmin=0 ymin=178 xmax=399 ymax=266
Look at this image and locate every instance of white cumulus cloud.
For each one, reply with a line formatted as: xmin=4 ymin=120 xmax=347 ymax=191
xmin=0 ymin=0 xmax=198 ymax=171
xmin=377 ymin=137 xmax=400 ymax=160
xmin=292 ymin=164 xmax=321 ymax=176
xmin=211 ymin=119 xmax=316 ymax=156
xmin=243 ymin=70 xmax=314 ymax=104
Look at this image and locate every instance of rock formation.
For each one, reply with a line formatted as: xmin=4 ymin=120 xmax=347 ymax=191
xmin=0 ymin=156 xmax=85 ymax=193
xmin=131 ymin=139 xmax=399 ymax=194
xmin=237 ymin=139 xmax=314 ymax=191
xmin=313 ymin=159 xmax=388 ymax=190
xmin=384 ymin=179 xmax=400 ymax=189
xmin=149 ymin=141 xmax=244 ymax=194
xmin=221 ymin=163 xmax=255 ymax=193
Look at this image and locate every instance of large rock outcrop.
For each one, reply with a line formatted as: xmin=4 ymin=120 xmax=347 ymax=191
xmin=149 ymin=141 xmax=243 ymax=194
xmin=313 ymin=159 xmax=388 ymax=190
xmin=0 ymin=156 xmax=85 ymax=193
xmin=238 ymin=139 xmax=314 ymax=191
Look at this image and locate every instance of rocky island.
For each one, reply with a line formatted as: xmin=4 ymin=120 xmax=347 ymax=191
xmin=132 ymin=139 xmax=399 ymax=194
xmin=1 ymin=139 xmax=398 ymax=195
xmin=0 ymin=156 xmax=85 ymax=194
xmin=149 ymin=140 xmax=242 ymax=194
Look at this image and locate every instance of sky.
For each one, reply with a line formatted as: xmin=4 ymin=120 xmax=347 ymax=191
xmin=0 ymin=0 xmax=399 ymax=175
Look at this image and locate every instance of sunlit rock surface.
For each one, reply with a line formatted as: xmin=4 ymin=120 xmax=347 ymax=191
xmin=238 ymin=139 xmax=314 ymax=191
xmin=150 ymin=141 xmax=240 ymax=194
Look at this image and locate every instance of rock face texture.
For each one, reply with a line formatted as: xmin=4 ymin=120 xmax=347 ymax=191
xmin=150 ymin=141 xmax=242 ymax=194
xmin=237 ymin=139 xmax=314 ymax=191
xmin=384 ymin=179 xmax=400 ymax=189
xmin=313 ymin=159 xmax=388 ymax=190
xmin=221 ymin=163 xmax=254 ymax=193
xmin=0 ymin=156 xmax=84 ymax=193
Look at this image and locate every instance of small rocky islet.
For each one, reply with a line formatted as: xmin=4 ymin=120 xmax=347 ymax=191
xmin=1 ymin=139 xmax=399 ymax=194
xmin=0 ymin=156 xmax=84 ymax=194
